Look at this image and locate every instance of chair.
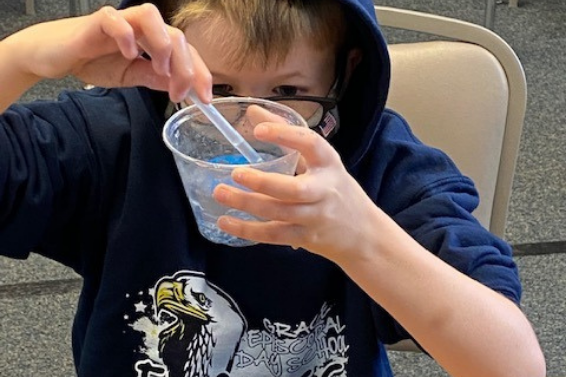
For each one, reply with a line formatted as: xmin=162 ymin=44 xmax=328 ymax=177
xmin=485 ymin=0 xmax=520 ymax=30
xmin=375 ymin=6 xmax=527 ymax=351
xmin=25 ymin=0 xmax=35 ymax=15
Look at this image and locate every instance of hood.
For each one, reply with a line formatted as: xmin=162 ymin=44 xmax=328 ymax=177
xmin=119 ymin=0 xmax=390 ymax=168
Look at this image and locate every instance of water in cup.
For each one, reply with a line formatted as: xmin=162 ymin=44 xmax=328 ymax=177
xmin=163 ymin=97 xmax=308 ymax=247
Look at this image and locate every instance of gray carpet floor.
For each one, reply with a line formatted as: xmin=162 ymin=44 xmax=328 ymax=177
xmin=0 ymin=0 xmax=564 ymax=376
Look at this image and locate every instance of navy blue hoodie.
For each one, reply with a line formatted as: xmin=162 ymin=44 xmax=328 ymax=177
xmin=0 ymin=0 xmax=521 ymax=376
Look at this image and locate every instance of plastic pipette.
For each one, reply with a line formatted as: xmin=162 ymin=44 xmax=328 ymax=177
xmin=188 ymin=92 xmax=264 ymax=164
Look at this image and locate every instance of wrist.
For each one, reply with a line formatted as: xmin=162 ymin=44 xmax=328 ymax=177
xmin=335 ymin=204 xmax=430 ymax=284
xmin=332 ymin=205 xmax=394 ymax=270
xmin=0 ymin=35 xmax=43 ymax=111
xmin=2 ymin=33 xmax=43 ymax=82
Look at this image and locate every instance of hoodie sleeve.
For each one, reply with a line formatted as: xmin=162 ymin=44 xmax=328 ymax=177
xmin=369 ymin=110 xmax=521 ymax=345
xmin=0 ymin=93 xmax=96 ymax=268
xmin=0 ymin=89 xmax=130 ymax=271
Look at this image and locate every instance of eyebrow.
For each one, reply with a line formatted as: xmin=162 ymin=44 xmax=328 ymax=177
xmin=210 ymin=70 xmax=309 ymax=82
xmin=273 ymin=71 xmax=309 ymax=81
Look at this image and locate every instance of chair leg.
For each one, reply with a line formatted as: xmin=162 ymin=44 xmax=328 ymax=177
xmin=70 ymin=0 xmax=90 ymax=16
xmin=485 ymin=0 xmax=496 ymax=30
xmin=25 ymin=0 xmax=36 ymax=15
xmin=79 ymin=0 xmax=90 ymax=14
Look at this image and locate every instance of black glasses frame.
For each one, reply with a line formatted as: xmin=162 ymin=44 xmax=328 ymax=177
xmin=211 ymin=89 xmax=339 ymax=127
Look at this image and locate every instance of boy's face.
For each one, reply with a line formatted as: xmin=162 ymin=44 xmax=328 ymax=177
xmin=183 ymin=20 xmax=337 ymax=100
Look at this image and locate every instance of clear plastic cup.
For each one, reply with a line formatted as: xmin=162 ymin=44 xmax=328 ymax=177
xmin=163 ymin=97 xmax=308 ymax=247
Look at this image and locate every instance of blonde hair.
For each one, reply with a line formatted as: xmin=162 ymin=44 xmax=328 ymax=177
xmin=170 ymin=0 xmax=348 ymax=69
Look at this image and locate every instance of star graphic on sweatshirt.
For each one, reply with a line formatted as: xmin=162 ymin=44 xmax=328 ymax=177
xmin=135 ymin=301 xmax=147 ymax=313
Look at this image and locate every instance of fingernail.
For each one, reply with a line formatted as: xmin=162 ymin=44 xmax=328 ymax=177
xmin=232 ymin=171 xmax=242 ymax=182
xmin=217 ymin=216 xmax=233 ymax=229
xmin=214 ymin=186 xmax=230 ymax=202
xmin=232 ymin=168 xmax=249 ymax=182
xmin=205 ymin=89 xmax=213 ymax=103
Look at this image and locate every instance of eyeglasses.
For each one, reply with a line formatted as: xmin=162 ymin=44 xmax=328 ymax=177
xmin=175 ymin=73 xmax=345 ymax=138
xmin=176 ymin=91 xmax=340 ymax=138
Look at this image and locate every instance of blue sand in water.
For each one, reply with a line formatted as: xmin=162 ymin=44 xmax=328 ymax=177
xmin=208 ymin=154 xmax=250 ymax=165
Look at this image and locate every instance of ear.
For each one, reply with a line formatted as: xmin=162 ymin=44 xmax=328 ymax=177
xmin=344 ymin=48 xmax=363 ymax=84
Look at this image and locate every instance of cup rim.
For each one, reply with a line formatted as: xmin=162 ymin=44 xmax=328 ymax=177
xmin=162 ymin=96 xmax=307 ymax=167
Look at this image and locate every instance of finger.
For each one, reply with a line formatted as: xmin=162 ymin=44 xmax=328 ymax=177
xmin=226 ymin=167 xmax=320 ymax=203
xmin=245 ymin=104 xmax=288 ymax=126
xmin=122 ymin=4 xmax=172 ymax=76
xmin=296 ymin=155 xmax=307 ymax=174
xmin=213 ymin=183 xmax=317 ymax=222
xmin=217 ymin=216 xmax=305 ymax=249
xmin=120 ymin=58 xmax=171 ymax=91
xmin=186 ymin=44 xmax=213 ymax=103
xmin=168 ymin=39 xmax=212 ymax=103
xmin=246 ymin=105 xmax=300 ymax=156
xmin=166 ymin=28 xmax=194 ymax=102
xmin=97 ymin=6 xmax=138 ymax=59
xmin=254 ymin=122 xmax=340 ymax=168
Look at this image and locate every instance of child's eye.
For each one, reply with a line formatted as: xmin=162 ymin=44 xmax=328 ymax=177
xmin=212 ymin=84 xmax=233 ymax=96
xmin=274 ymin=86 xmax=299 ymax=97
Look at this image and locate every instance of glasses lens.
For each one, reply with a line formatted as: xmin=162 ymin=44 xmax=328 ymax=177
xmin=277 ymin=100 xmax=324 ymax=128
xmin=187 ymin=102 xmax=245 ymax=126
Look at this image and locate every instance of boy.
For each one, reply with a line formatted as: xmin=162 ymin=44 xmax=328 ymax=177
xmin=0 ymin=0 xmax=545 ymax=376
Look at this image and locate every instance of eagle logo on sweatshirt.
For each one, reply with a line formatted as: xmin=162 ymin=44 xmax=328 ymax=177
xmin=155 ymin=272 xmax=246 ymax=376
xmin=130 ymin=270 xmax=349 ymax=377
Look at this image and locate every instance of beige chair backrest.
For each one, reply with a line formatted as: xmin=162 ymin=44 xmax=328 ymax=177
xmin=378 ymin=6 xmax=527 ymax=238
xmin=375 ymin=6 xmax=527 ymax=352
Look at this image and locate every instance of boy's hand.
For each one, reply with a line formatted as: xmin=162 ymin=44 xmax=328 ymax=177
xmin=212 ymin=111 xmax=377 ymax=263
xmin=4 ymin=4 xmax=211 ymax=103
